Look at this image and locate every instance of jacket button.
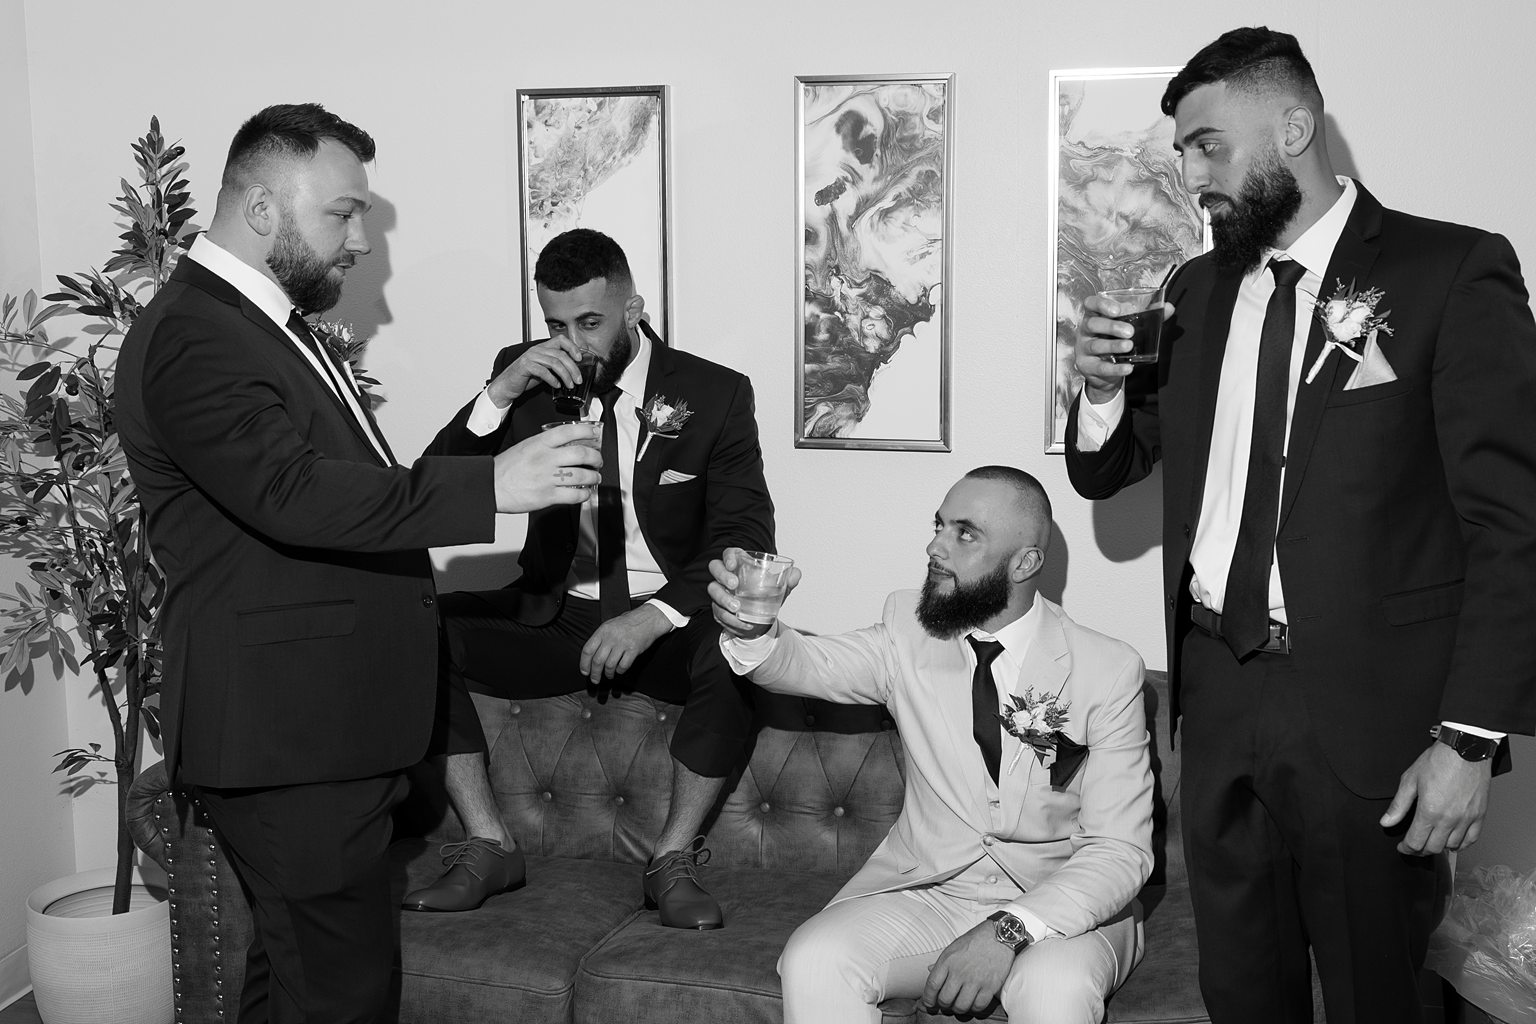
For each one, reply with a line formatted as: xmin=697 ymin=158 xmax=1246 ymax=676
xmin=421 ymin=594 xmax=435 ymax=608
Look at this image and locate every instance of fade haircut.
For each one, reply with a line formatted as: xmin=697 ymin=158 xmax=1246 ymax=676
xmin=535 ymin=229 xmax=634 ymax=293
xmin=220 ymin=103 xmax=376 ymax=195
xmin=1161 ymin=27 xmax=1324 ymax=116
xmin=963 ymin=466 xmax=1053 ymax=549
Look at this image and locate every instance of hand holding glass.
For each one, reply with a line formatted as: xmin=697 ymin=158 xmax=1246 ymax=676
xmin=551 ymin=351 xmax=598 ymax=418
xmin=1095 ymin=286 xmax=1166 ymax=364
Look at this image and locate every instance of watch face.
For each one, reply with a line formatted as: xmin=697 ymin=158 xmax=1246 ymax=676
xmin=993 ymin=913 xmax=1027 ymax=947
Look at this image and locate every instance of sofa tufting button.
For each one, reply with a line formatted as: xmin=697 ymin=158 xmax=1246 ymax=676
xmin=760 ymin=802 xmax=771 ymax=812
xmin=510 ymin=703 xmax=521 ymax=714
xmin=833 ymin=806 xmax=845 ymax=817
xmin=581 ymin=709 xmax=592 ymax=720
xmin=541 ymin=791 xmax=553 ymax=802
xmin=614 ymin=796 xmax=625 ymax=805
xmin=657 ymin=712 xmax=667 ymax=722
xmin=982 ymin=834 xmax=995 ymax=846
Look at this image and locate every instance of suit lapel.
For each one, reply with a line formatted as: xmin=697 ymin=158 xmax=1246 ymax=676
xmin=1003 ymin=604 xmax=1070 ymax=830
xmin=1278 ymin=184 xmax=1383 ymax=529
xmin=1186 ymin=266 xmax=1245 ymax=529
xmin=631 ymin=322 xmax=669 ymax=536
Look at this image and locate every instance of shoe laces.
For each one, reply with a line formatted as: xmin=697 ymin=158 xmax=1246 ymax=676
xmin=438 ymin=837 xmax=506 ymax=880
xmin=646 ymin=835 xmax=712 ymax=887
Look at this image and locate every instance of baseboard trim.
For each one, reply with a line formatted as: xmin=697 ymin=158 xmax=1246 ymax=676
xmin=0 ymin=945 xmax=30 ymax=1011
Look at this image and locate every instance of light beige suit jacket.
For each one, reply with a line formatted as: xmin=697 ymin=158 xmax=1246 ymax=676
xmin=748 ymin=591 xmax=1153 ymax=938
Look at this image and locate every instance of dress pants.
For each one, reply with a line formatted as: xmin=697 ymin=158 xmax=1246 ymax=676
xmin=434 ymin=590 xmax=753 ymax=778
xmin=196 ymin=773 xmax=408 ymax=1024
xmin=777 ymin=887 xmax=1140 ymax=1024
xmin=1179 ymin=626 xmax=1443 ymax=1024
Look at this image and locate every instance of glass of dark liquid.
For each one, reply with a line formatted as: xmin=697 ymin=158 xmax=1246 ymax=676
xmin=1097 ymin=287 xmax=1166 ymax=364
xmin=551 ymin=351 xmax=599 ymax=418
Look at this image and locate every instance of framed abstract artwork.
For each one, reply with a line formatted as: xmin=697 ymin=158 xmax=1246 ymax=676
xmin=795 ymin=73 xmax=954 ymax=451
xmin=1046 ymin=67 xmax=1209 ymax=452
xmin=517 ymin=85 xmax=671 ymax=344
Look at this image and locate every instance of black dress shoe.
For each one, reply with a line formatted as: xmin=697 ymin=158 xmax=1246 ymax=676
xmin=642 ymin=836 xmax=723 ymax=930
xmin=402 ymin=837 xmax=526 ymax=912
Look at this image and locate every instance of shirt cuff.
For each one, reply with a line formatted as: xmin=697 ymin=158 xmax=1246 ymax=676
xmin=719 ymin=626 xmax=780 ymax=675
xmin=1443 ymin=721 xmax=1507 ymax=741
xmin=1000 ymin=903 xmax=1060 ymax=941
xmin=466 ymin=388 xmax=511 ymax=437
xmin=1073 ymin=386 xmax=1124 ymax=452
xmin=645 ymin=598 xmax=688 ymax=630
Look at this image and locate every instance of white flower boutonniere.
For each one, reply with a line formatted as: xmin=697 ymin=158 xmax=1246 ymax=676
xmin=1304 ymin=280 xmax=1394 ymax=385
xmin=636 ymin=394 xmax=693 ymax=461
xmin=998 ymin=688 xmax=1071 ymax=776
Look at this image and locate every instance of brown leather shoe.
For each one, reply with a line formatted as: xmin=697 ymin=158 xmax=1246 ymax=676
xmin=402 ymin=838 xmax=526 ymax=912
xmin=642 ymin=836 xmax=723 ymax=930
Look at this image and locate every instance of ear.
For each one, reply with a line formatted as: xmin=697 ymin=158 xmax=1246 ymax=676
xmin=1280 ymin=104 xmax=1318 ymax=158
xmin=1012 ymin=546 xmax=1044 ymax=583
xmin=243 ymin=183 xmax=278 ymax=238
xmin=624 ymin=293 xmax=646 ymax=329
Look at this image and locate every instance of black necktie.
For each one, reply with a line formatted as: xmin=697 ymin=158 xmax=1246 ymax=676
xmin=596 ymin=389 xmax=630 ymax=622
xmin=968 ymin=637 xmax=1005 ymax=784
xmin=1221 ymin=258 xmax=1307 ymax=656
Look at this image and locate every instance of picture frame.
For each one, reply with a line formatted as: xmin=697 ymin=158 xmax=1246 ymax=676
xmin=795 ymin=73 xmax=954 ymax=451
xmin=516 ymin=85 xmax=671 ymax=345
xmin=1046 ymin=67 xmax=1209 ymax=453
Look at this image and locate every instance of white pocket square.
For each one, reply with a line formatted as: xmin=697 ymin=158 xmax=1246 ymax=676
xmin=659 ymin=470 xmax=697 ymax=485
xmin=1343 ymin=331 xmax=1398 ymax=390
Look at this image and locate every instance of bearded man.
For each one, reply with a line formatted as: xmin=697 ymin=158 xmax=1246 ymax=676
xmin=116 ymin=103 xmax=599 ymax=1022
xmin=1067 ymin=27 xmax=1536 ymax=1024
xmin=408 ymin=229 xmax=775 ymax=931
xmin=707 ymin=467 xmax=1154 ymax=1024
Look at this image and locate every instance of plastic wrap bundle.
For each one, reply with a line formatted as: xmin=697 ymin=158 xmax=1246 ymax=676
xmin=1427 ymin=864 xmax=1536 ymax=1024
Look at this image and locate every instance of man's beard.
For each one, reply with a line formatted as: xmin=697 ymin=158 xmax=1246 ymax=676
xmin=589 ymin=326 xmax=634 ymax=393
xmin=916 ymin=558 xmax=1012 ymax=639
xmin=1204 ymin=146 xmax=1303 ymax=274
xmin=267 ymin=215 xmax=351 ymax=314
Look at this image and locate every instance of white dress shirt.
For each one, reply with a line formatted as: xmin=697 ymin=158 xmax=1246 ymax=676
xmin=185 ymin=235 xmax=392 ymax=466
xmin=466 ymin=327 xmax=685 ymax=627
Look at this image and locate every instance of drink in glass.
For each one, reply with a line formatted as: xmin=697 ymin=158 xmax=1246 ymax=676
xmin=735 ymin=551 xmax=795 ymax=629
xmin=552 ymin=353 xmax=599 ymax=417
xmin=1096 ymin=286 xmax=1166 ymax=365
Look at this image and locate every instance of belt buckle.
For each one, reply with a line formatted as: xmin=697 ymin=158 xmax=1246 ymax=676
xmin=1260 ymin=621 xmax=1290 ymax=654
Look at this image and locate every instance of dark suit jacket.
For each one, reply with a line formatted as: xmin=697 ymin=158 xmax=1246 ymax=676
xmin=424 ymin=321 xmax=774 ymax=623
xmin=1066 ymin=182 xmax=1536 ymax=794
xmin=117 ymin=256 xmax=496 ymax=788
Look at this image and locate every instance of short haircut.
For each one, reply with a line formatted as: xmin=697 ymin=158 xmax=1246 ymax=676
xmin=1162 ymin=26 xmax=1323 ymax=116
xmin=964 ymin=466 xmax=1053 ymax=542
xmin=534 ymin=229 xmax=633 ymax=293
xmin=221 ymin=103 xmax=376 ymax=193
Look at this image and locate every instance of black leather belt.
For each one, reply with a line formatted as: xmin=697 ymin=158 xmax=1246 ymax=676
xmin=1190 ymin=604 xmax=1290 ymax=654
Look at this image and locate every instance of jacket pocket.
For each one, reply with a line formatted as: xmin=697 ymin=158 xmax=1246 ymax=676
xmin=1381 ymin=581 xmax=1463 ymax=626
xmin=1325 ymin=379 xmax=1414 ymax=407
xmin=238 ymin=600 xmax=357 ymax=646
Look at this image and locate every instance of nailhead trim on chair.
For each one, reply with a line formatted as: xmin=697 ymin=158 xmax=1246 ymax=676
xmin=152 ymin=788 xmax=228 ymax=1024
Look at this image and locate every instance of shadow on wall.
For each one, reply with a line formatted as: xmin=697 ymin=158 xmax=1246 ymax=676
xmin=1326 ymin=114 xmax=1359 ymax=182
xmin=331 ymin=192 xmax=396 ymax=343
xmin=1037 ymin=520 xmax=1069 ymax=606
xmin=1087 ymin=462 xmax=1163 ymax=563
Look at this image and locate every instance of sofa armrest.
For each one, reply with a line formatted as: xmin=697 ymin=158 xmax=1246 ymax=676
xmin=127 ymin=761 xmax=251 ymax=1024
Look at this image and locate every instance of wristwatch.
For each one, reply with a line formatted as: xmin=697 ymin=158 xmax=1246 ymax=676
xmin=1431 ymin=724 xmax=1500 ymax=763
xmin=986 ymin=911 xmax=1032 ymax=954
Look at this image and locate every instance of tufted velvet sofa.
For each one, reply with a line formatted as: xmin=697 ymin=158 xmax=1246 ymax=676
xmin=127 ymin=668 xmax=1210 ymax=1023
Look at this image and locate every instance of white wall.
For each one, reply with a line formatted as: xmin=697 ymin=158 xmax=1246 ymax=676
xmin=0 ymin=0 xmax=76 ymax=1006
xmin=5 ymin=0 xmax=1535 ymax=1001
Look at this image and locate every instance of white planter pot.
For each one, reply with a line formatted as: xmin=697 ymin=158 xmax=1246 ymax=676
xmin=26 ymin=866 xmax=174 ymax=1024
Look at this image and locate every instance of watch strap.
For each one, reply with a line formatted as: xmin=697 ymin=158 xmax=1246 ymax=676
xmin=1431 ymin=724 xmax=1500 ymax=762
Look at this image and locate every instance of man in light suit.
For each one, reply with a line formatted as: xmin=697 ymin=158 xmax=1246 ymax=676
xmin=405 ymin=229 xmax=775 ymax=929
xmin=115 ymin=104 xmax=600 ymax=1022
xmin=709 ymin=467 xmax=1153 ymax=1023
xmin=1068 ymin=27 xmax=1536 ymax=1024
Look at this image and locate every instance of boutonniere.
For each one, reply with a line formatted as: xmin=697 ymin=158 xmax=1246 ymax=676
xmin=636 ymin=394 xmax=693 ymax=461
xmin=998 ymin=688 xmax=1072 ymax=776
xmin=1303 ymin=280 xmax=1394 ymax=385
xmin=310 ymin=318 xmax=383 ymax=410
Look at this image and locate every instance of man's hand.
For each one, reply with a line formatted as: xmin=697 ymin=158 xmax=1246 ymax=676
xmin=1074 ymin=293 xmax=1174 ymax=405
xmin=579 ymin=603 xmax=672 ymax=683
xmin=708 ymin=547 xmax=802 ymax=639
xmin=1380 ymin=740 xmax=1493 ymax=855
xmin=491 ymin=423 xmax=601 ymax=513
xmin=487 ymin=337 xmax=587 ymax=408
xmin=920 ymin=920 xmax=1015 ymax=1018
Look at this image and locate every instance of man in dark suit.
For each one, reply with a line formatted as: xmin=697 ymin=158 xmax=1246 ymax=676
xmin=116 ymin=103 xmax=599 ymax=1023
xmin=404 ymin=229 xmax=775 ymax=929
xmin=1066 ymin=27 xmax=1536 ymax=1024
